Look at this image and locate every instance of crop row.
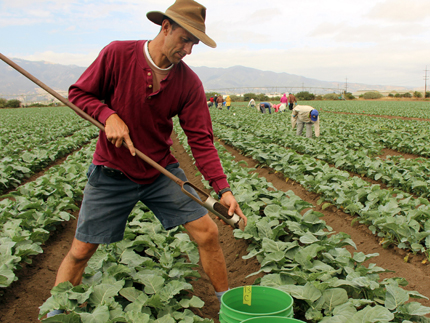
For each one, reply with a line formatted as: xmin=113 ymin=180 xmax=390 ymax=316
xmin=0 ymin=140 xmax=96 ymax=289
xmin=210 ymin=117 xmax=430 ymax=256
xmin=0 ymin=132 xmax=213 ymax=321
xmin=0 ymin=126 xmax=98 ymax=194
xmin=321 ymin=113 xmax=430 ymax=157
xmin=297 ymin=100 xmax=430 ymax=119
xmin=0 ymin=107 xmax=91 ymax=155
xmin=39 ymin=202 xmax=212 ymax=322
xmin=173 ymin=119 xmax=430 ymax=322
xmin=230 ymin=103 xmax=430 ymax=157
xmin=212 ymin=110 xmax=430 ymax=200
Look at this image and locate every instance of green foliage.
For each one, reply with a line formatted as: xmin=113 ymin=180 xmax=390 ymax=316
xmin=426 ymin=91 xmax=430 ymax=98
xmin=296 ymin=91 xmax=315 ymax=100
xmin=363 ymin=92 xmax=383 ymax=99
xmin=229 ymin=94 xmax=243 ymax=102
xmin=345 ymin=92 xmax=356 ymax=100
xmin=1 ymin=142 xmax=96 ymax=288
xmin=175 ymin=117 xmax=430 ymax=322
xmin=242 ymin=93 xmax=269 ymax=101
xmin=388 ymin=93 xmax=394 ymax=97
xmin=323 ymin=93 xmax=339 ymax=100
xmin=403 ymin=92 xmax=412 ymax=98
xmin=5 ymin=99 xmax=21 ymax=108
xmin=209 ymin=106 xmax=430 ymax=254
xmin=244 ymin=92 xmax=257 ymax=101
xmin=256 ymin=93 xmax=269 ymax=101
xmin=38 ymin=204 xmax=206 ymax=322
xmin=413 ymin=91 xmax=423 ymax=98
xmin=0 ymin=98 xmax=7 ymax=108
xmin=0 ymin=107 xmax=98 ymax=193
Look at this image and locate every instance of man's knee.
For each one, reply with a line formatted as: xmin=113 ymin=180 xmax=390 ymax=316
xmin=185 ymin=216 xmax=220 ymax=248
xmin=199 ymin=222 xmax=219 ymax=246
xmin=67 ymin=239 xmax=98 ymax=263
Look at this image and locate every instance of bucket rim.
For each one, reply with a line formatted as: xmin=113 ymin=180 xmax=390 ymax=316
xmin=241 ymin=316 xmax=305 ymax=323
xmin=220 ymin=285 xmax=294 ymax=316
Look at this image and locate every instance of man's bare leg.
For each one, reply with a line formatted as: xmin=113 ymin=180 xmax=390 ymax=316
xmin=54 ymin=238 xmax=99 ymax=286
xmin=184 ymin=214 xmax=228 ymax=292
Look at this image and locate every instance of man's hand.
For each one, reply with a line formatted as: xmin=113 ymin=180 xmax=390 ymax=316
xmin=105 ymin=114 xmax=136 ymax=156
xmin=219 ymin=191 xmax=247 ymax=227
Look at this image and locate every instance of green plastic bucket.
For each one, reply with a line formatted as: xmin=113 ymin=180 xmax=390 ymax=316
xmin=219 ymin=286 xmax=294 ymax=323
xmin=241 ymin=317 xmax=305 ymax=323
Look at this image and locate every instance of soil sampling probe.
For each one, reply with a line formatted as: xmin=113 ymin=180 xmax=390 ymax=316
xmin=0 ymin=53 xmax=245 ymax=231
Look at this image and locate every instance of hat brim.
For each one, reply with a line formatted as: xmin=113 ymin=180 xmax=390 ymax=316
xmin=147 ymin=11 xmax=217 ymax=48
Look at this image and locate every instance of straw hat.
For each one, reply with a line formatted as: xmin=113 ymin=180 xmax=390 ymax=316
xmin=147 ymin=0 xmax=216 ymax=48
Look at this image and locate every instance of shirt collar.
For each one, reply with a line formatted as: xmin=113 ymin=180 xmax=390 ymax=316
xmin=144 ymin=41 xmax=174 ymax=72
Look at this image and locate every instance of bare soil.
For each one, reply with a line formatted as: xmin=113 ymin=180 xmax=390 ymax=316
xmin=214 ymin=139 xmax=430 ymax=310
xmin=1 ymin=130 xmax=430 ymax=322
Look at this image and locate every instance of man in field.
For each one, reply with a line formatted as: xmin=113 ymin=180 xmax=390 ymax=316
xmin=288 ymin=93 xmax=297 ymax=110
xmin=291 ymin=105 xmax=320 ymax=138
xmin=47 ymin=0 xmax=247 ymax=317
xmin=259 ymin=101 xmax=273 ymax=114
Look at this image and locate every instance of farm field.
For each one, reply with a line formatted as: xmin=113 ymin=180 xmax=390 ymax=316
xmin=1 ymin=101 xmax=430 ymax=322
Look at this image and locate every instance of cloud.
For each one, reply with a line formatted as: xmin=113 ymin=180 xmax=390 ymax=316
xmin=248 ymin=8 xmax=282 ymax=20
xmin=186 ymin=40 xmax=429 ymax=86
xmin=208 ymin=25 xmax=272 ymax=44
xmin=367 ymin=0 xmax=430 ymax=22
xmin=2 ymin=0 xmax=428 ymax=88
xmin=310 ymin=21 xmax=424 ymax=43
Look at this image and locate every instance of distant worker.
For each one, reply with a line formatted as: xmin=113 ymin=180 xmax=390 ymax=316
xmin=226 ymin=95 xmax=232 ymax=110
xmin=248 ymin=98 xmax=256 ymax=109
xmin=291 ymin=105 xmax=320 ymax=138
xmin=208 ymin=96 xmax=214 ymax=107
xmin=288 ymin=93 xmax=297 ymax=110
xmin=272 ymin=103 xmax=281 ymax=112
xmin=259 ymin=102 xmax=272 ymax=114
xmin=280 ymin=93 xmax=288 ymax=112
xmin=216 ymin=95 xmax=223 ymax=109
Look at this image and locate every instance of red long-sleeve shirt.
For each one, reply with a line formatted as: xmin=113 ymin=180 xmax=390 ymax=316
xmin=69 ymin=40 xmax=228 ymax=193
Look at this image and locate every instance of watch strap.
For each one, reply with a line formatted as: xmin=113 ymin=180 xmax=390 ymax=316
xmin=218 ymin=187 xmax=232 ymax=199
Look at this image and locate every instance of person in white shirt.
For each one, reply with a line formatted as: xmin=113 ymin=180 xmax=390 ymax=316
xmin=291 ymin=105 xmax=320 ymax=138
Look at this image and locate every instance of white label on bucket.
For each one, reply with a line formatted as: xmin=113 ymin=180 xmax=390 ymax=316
xmin=243 ymin=286 xmax=252 ymax=306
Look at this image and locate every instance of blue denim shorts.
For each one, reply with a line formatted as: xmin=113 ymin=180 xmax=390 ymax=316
xmin=75 ymin=163 xmax=208 ymax=244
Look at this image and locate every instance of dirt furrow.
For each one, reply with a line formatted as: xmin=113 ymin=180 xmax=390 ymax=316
xmin=215 ymin=138 xmax=430 ymax=309
xmin=1 ymin=130 xmax=429 ymax=323
xmin=0 ymin=213 xmax=78 ymax=322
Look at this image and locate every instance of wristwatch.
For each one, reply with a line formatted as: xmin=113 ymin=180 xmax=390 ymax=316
xmin=218 ymin=187 xmax=232 ymax=199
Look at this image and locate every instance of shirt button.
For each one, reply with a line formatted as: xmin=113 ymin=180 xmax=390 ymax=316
xmin=148 ymin=84 xmax=152 ymax=88
xmin=147 ymin=72 xmax=151 ymax=76
xmin=148 ymin=96 xmax=152 ymax=99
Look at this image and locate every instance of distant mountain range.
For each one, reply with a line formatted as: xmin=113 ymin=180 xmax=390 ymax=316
xmin=0 ymin=58 xmax=414 ymax=102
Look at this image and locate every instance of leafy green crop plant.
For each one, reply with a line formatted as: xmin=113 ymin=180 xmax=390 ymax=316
xmin=174 ymin=117 xmax=430 ymax=323
xmin=39 ymin=203 xmax=211 ymax=322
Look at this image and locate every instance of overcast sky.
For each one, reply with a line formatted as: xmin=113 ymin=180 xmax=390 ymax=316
xmin=1 ymin=0 xmax=429 ymax=88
